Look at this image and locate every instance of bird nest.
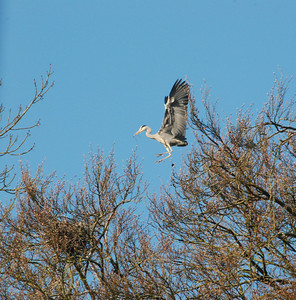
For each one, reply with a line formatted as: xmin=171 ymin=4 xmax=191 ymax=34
xmin=45 ymin=219 xmax=90 ymax=258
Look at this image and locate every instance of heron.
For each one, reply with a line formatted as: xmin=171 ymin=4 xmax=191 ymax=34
xmin=134 ymin=79 xmax=190 ymax=163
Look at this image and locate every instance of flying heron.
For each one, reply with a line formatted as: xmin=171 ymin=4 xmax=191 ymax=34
xmin=134 ymin=79 xmax=190 ymax=163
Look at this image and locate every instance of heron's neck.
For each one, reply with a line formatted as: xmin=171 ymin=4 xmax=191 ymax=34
xmin=145 ymin=126 xmax=155 ymax=139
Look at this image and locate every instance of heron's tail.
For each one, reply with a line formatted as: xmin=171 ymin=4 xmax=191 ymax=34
xmin=177 ymin=141 xmax=188 ymax=147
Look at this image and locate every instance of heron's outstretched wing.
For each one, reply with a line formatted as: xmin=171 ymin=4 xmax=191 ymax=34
xmin=158 ymin=79 xmax=189 ymax=141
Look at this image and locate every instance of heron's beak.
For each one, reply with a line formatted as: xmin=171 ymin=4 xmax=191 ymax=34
xmin=134 ymin=130 xmax=141 ymax=136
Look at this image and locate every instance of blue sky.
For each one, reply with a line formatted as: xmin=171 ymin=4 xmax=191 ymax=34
xmin=1 ymin=0 xmax=296 ymax=194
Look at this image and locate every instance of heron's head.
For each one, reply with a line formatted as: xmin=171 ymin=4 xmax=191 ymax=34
xmin=134 ymin=125 xmax=147 ymax=136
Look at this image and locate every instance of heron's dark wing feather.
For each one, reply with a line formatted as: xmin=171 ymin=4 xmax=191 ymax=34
xmin=158 ymin=79 xmax=189 ymax=141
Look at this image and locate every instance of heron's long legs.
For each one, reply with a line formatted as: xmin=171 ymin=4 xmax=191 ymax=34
xmin=156 ymin=146 xmax=173 ymax=163
xmin=155 ymin=145 xmax=172 ymax=157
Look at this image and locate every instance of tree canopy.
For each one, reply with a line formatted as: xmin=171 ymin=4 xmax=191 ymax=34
xmin=1 ymin=71 xmax=296 ymax=299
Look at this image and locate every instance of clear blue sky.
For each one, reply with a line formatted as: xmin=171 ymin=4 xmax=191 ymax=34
xmin=1 ymin=0 xmax=296 ymax=192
